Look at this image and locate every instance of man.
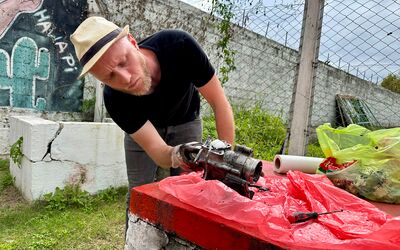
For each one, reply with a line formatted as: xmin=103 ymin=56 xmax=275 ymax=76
xmin=70 ymin=16 xmax=234 ymax=231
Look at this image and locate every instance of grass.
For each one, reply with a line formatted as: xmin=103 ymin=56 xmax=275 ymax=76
xmin=0 ymin=202 xmax=125 ymax=249
xmin=0 ymin=158 xmax=127 ymax=250
xmin=0 ymin=159 xmax=14 ymax=193
xmin=0 ymin=105 xmax=325 ymax=249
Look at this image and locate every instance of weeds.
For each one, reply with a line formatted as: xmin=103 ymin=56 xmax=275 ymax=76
xmin=203 ymin=104 xmax=287 ymax=160
xmin=306 ymin=141 xmax=325 ymax=158
xmin=81 ymin=98 xmax=96 ymax=114
xmin=0 ymin=159 xmax=13 ymax=192
xmin=29 ymin=232 xmax=57 ymax=249
xmin=41 ymin=185 xmax=127 ymax=212
xmin=0 ymin=159 xmax=8 ymax=171
xmin=0 ymin=240 xmax=17 ymax=250
xmin=0 ymin=173 xmax=13 ymax=193
xmin=10 ymin=137 xmax=23 ymax=167
xmin=42 ymin=185 xmax=94 ymax=212
xmin=0 ymin=198 xmax=125 ymax=249
xmin=203 ymin=104 xmax=324 ymax=160
xmin=96 ymin=186 xmax=127 ymax=202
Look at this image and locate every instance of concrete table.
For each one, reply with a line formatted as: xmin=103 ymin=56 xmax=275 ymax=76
xmin=125 ymin=161 xmax=399 ymax=249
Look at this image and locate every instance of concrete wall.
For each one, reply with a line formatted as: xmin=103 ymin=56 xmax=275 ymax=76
xmin=0 ymin=0 xmax=87 ymax=112
xmin=125 ymin=214 xmax=197 ymax=250
xmin=0 ymin=0 xmax=98 ymax=157
xmin=96 ymin=0 xmax=297 ymax=121
xmin=0 ymin=107 xmax=91 ymax=157
xmin=9 ymin=116 xmax=127 ymax=201
xmin=313 ymin=65 xmax=400 ymax=127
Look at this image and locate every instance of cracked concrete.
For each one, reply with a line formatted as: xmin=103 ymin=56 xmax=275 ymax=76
xmin=41 ymin=123 xmax=64 ymax=161
xmin=125 ymin=215 xmax=169 ymax=250
xmin=8 ymin=116 xmax=128 ymax=201
xmin=125 ymin=214 xmax=199 ymax=250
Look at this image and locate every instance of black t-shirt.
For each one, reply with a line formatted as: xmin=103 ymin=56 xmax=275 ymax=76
xmin=103 ymin=30 xmax=215 ymax=134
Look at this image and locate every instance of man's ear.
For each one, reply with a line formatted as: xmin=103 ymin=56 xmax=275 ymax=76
xmin=128 ymin=33 xmax=139 ymax=49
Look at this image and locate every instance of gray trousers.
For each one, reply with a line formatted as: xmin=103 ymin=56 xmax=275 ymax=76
xmin=124 ymin=117 xmax=202 ymax=233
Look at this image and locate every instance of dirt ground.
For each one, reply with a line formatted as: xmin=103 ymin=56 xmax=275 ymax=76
xmin=0 ymin=185 xmax=26 ymax=209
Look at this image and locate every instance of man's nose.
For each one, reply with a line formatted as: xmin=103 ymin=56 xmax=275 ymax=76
xmin=115 ymin=68 xmax=131 ymax=84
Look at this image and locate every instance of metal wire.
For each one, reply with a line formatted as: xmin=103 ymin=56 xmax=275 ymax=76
xmin=182 ymin=0 xmax=400 ymax=150
xmin=320 ymin=0 xmax=400 ymax=84
xmin=312 ymin=0 xmax=400 ymax=132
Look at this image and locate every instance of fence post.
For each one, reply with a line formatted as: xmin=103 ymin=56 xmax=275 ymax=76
xmin=287 ymin=0 xmax=324 ymax=156
xmin=94 ymin=81 xmax=105 ymax=122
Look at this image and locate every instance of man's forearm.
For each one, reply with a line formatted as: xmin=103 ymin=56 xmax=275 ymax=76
xmin=198 ymin=74 xmax=235 ymax=144
xmin=214 ymin=101 xmax=235 ymax=145
xmin=131 ymin=121 xmax=175 ymax=168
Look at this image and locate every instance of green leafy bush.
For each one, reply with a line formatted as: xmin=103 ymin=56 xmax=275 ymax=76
xmin=42 ymin=185 xmax=127 ymax=212
xmin=43 ymin=185 xmax=94 ymax=212
xmin=10 ymin=137 xmax=23 ymax=167
xmin=81 ymin=98 xmax=96 ymax=113
xmin=306 ymin=141 xmax=325 ymax=158
xmin=203 ymin=104 xmax=325 ymax=160
xmin=381 ymin=74 xmax=400 ymax=94
xmin=203 ymin=105 xmax=286 ymax=161
xmin=96 ymin=186 xmax=127 ymax=202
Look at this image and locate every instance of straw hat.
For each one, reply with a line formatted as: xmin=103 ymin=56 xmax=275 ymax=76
xmin=70 ymin=16 xmax=129 ymax=78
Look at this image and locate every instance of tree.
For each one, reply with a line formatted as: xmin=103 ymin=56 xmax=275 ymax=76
xmin=381 ymin=74 xmax=400 ymax=94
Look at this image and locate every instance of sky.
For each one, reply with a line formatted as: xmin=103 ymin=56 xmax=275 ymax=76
xmin=180 ymin=0 xmax=400 ymax=84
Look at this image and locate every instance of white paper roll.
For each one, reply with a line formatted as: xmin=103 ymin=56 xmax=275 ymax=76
xmin=273 ymin=155 xmax=325 ymax=174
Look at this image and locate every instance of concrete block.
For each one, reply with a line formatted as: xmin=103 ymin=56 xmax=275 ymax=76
xmin=10 ymin=157 xmax=78 ymax=201
xmin=9 ymin=116 xmax=60 ymax=162
xmin=8 ymin=117 xmax=128 ymax=201
xmin=92 ymin=163 xmax=128 ymax=193
xmin=125 ymin=214 xmax=169 ymax=250
xmin=125 ymin=214 xmax=198 ymax=250
xmin=10 ymin=152 xmax=128 ymax=201
xmin=51 ymin=122 xmax=125 ymax=166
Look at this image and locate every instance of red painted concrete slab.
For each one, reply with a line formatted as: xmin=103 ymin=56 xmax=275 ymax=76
xmin=130 ymin=161 xmax=399 ymax=250
xmin=130 ymin=183 xmax=279 ymax=250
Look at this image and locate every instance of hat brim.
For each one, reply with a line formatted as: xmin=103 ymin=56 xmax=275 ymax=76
xmin=78 ymin=25 xmax=129 ymax=79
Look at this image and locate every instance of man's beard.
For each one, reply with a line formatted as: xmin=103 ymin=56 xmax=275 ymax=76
xmin=132 ymin=55 xmax=152 ymax=96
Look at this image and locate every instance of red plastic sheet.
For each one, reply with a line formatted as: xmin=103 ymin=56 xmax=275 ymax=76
xmin=159 ymin=170 xmax=400 ymax=250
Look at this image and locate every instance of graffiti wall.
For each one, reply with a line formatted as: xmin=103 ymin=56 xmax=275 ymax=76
xmin=0 ymin=0 xmax=87 ymax=111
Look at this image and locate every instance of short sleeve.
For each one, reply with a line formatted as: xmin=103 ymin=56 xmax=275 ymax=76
xmin=182 ymin=32 xmax=215 ymax=87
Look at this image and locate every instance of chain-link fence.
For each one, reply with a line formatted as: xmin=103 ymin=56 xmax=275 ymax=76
xmin=320 ymin=0 xmax=400 ymax=84
xmin=313 ymin=0 xmax=400 ymax=132
xmin=182 ymin=0 xmax=400 ymax=154
xmin=94 ymin=0 xmax=400 ymax=154
xmin=182 ymin=0 xmax=304 ymax=122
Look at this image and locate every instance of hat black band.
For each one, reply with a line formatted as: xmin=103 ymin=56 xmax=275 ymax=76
xmin=80 ymin=28 xmax=122 ymax=67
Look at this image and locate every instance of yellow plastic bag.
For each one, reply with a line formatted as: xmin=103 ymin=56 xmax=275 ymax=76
xmin=316 ymin=123 xmax=400 ymax=204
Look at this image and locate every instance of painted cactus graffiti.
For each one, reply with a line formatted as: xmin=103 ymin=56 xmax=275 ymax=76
xmin=0 ymin=37 xmax=49 ymax=110
xmin=0 ymin=0 xmax=87 ymax=112
xmin=0 ymin=0 xmax=43 ymax=40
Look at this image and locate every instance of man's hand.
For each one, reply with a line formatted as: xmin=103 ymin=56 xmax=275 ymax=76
xmin=170 ymin=145 xmax=184 ymax=169
xmin=170 ymin=142 xmax=202 ymax=171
